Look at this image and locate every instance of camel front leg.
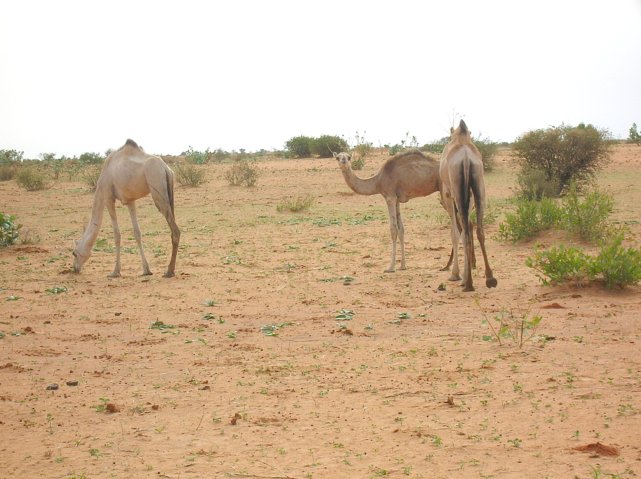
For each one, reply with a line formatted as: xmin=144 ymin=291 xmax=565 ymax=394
xmin=106 ymin=201 xmax=121 ymax=278
xmin=126 ymin=202 xmax=152 ymax=276
xmin=385 ymin=198 xmax=399 ymax=273
xmin=395 ymin=200 xmax=407 ymax=270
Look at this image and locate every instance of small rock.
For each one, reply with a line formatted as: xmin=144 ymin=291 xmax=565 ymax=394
xmin=66 ymin=380 xmax=79 ymax=387
xmin=46 ymin=384 xmax=59 ymax=391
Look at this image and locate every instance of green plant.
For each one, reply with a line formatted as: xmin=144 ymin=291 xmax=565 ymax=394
xmin=81 ymin=165 xmax=102 ymax=191
xmin=16 ymin=167 xmax=50 ymax=191
xmin=312 ymin=135 xmax=349 ymax=158
xmin=0 ymin=213 xmax=21 ymax=247
xmin=184 ymin=146 xmax=210 ymax=165
xmin=173 ymin=162 xmax=207 ymax=187
xmin=474 ymin=136 xmax=499 ymax=171
xmin=78 ymin=152 xmax=105 ymax=165
xmin=224 ymin=160 xmax=258 ymax=186
xmin=479 ymin=302 xmax=543 ymax=348
xmin=628 ymin=122 xmax=641 ymax=145
xmin=498 ymin=198 xmax=562 ymax=242
xmin=526 ymin=245 xmax=590 ymax=285
xmin=561 ymin=186 xmax=613 ymax=242
xmin=351 ymin=130 xmax=372 ymax=170
xmin=589 ymin=233 xmax=641 ymax=289
xmin=0 ymin=164 xmax=17 ymax=181
xmin=0 ymin=149 xmax=23 ymax=164
xmin=513 ymin=123 xmax=611 ymax=196
xmin=285 ymin=136 xmax=314 ymax=158
xmin=388 ymin=131 xmax=419 ymax=155
xmin=350 ymin=156 xmax=365 ymax=170
xmin=277 ymin=195 xmax=315 ymax=212
xmin=516 ymin=166 xmax=561 ymax=200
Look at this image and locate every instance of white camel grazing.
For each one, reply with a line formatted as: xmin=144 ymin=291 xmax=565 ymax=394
xmin=439 ymin=120 xmax=497 ymax=291
xmin=335 ymin=150 xmax=441 ymax=272
xmin=72 ymin=139 xmax=180 ymax=278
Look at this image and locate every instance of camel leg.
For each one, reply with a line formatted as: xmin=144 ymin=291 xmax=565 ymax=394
xmin=461 ymin=223 xmax=474 ymax=292
xmin=475 ymin=205 xmax=497 ymax=288
xmin=384 ymin=198 xmax=399 ymax=273
xmin=106 ymin=200 xmax=121 ymax=278
xmin=396 ymin=200 xmax=407 ymax=270
xmin=445 ymin=197 xmax=461 ymax=281
xmin=150 ymin=190 xmax=180 ymax=278
xmin=126 ymin=202 xmax=152 ymax=276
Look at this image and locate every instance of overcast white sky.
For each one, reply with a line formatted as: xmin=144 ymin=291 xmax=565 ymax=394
xmin=1 ymin=0 xmax=640 ymax=159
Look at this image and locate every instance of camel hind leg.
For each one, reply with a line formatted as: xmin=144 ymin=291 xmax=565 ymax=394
xmin=384 ymin=197 xmax=399 ymax=273
xmin=396 ymin=200 xmax=407 ymax=270
xmin=150 ymin=181 xmax=180 ymax=278
xmin=471 ymin=181 xmax=497 ymax=288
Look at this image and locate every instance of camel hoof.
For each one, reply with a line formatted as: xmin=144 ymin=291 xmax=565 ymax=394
xmin=163 ymin=271 xmax=175 ymax=278
xmin=384 ymin=268 xmax=395 ymax=273
xmin=486 ymin=277 xmax=498 ymax=288
xmin=108 ymin=272 xmax=121 ymax=278
xmin=141 ymin=271 xmax=153 ymax=277
xmin=439 ymin=266 xmax=450 ymax=272
xmin=462 ymin=285 xmax=475 ymax=292
xmin=448 ymin=274 xmax=461 ymax=282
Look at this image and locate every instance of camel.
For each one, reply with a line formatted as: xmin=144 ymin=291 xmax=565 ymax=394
xmin=72 ymin=139 xmax=180 ymax=278
xmin=439 ymin=120 xmax=497 ymax=291
xmin=335 ymin=150 xmax=442 ymax=272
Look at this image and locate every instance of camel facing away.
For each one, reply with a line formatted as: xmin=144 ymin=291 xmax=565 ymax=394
xmin=335 ymin=150 xmax=441 ymax=272
xmin=72 ymin=139 xmax=180 ymax=278
xmin=439 ymin=120 xmax=497 ymax=291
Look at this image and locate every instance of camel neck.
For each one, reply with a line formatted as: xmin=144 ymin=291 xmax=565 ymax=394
xmin=340 ymin=167 xmax=379 ymax=196
xmin=77 ymin=191 xmax=106 ymax=255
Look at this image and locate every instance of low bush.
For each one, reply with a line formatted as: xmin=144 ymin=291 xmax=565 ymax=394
xmin=526 ymin=233 xmax=641 ymax=289
xmin=312 ymin=135 xmax=349 ymax=158
xmin=589 ymin=233 xmax=641 ymax=289
xmin=78 ymin=152 xmax=105 ymax=165
xmin=0 ymin=212 xmax=21 ymax=247
xmin=173 ymin=162 xmax=207 ymax=187
xmin=276 ymin=195 xmax=315 ymax=213
xmin=224 ymin=160 xmax=258 ymax=187
xmin=285 ymin=136 xmax=314 ymax=158
xmin=517 ymin=166 xmax=561 ymax=200
xmin=16 ymin=167 xmax=50 ymax=191
xmin=498 ymin=187 xmax=613 ymax=243
xmin=561 ymin=186 xmax=613 ymax=242
xmin=82 ymin=165 xmax=102 ymax=191
xmin=0 ymin=164 xmax=17 ymax=181
xmin=185 ymin=147 xmax=210 ymax=165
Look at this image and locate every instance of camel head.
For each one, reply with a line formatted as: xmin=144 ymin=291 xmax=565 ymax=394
xmin=71 ymin=240 xmax=91 ymax=273
xmin=333 ymin=152 xmax=352 ymax=170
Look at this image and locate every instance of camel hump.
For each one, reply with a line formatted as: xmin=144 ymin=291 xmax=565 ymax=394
xmin=125 ymin=139 xmax=140 ymax=149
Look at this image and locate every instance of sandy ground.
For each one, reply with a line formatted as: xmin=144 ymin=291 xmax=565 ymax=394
xmin=1 ymin=144 xmax=641 ymax=479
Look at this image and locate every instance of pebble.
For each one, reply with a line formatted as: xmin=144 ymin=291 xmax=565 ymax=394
xmin=46 ymin=384 xmax=59 ymax=391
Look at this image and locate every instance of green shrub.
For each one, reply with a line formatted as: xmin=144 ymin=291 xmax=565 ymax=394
xmin=589 ymin=233 xmax=641 ymax=289
xmin=561 ymin=186 xmax=613 ymax=242
xmin=277 ymin=195 xmax=315 ymax=213
xmin=526 ymin=245 xmax=590 ymax=286
xmin=498 ymin=198 xmax=563 ymax=242
xmin=527 ymin=234 xmax=641 ymax=289
xmin=0 ymin=212 xmax=21 ymax=247
xmin=224 ymin=160 xmax=258 ymax=187
xmin=422 ymin=136 xmax=449 ymax=154
xmin=16 ymin=167 xmax=50 ymax=191
xmin=78 ymin=152 xmax=105 ymax=165
xmin=210 ymin=148 xmax=231 ymax=162
xmin=474 ymin=137 xmax=499 ymax=171
xmin=0 ymin=149 xmax=23 ymax=164
xmin=513 ymin=123 xmax=611 ymax=197
xmin=0 ymin=164 xmax=17 ymax=181
xmin=351 ymin=157 xmax=365 ymax=171
xmin=173 ymin=162 xmax=207 ymax=187
xmin=628 ymin=123 xmax=641 ymax=145
xmin=517 ymin=166 xmax=561 ymax=200
xmin=82 ymin=165 xmax=102 ymax=191
xmin=185 ymin=147 xmax=210 ymax=165
xmin=285 ymin=136 xmax=314 ymax=158
xmin=312 ymin=135 xmax=349 ymax=158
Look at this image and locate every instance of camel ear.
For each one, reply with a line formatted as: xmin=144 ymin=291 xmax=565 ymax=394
xmin=333 ymin=152 xmax=338 ymax=158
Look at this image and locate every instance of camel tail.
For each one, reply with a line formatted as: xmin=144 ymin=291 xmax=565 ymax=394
xmin=458 ymin=154 xmax=472 ymax=237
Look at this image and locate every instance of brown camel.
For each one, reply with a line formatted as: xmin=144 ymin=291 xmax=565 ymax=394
xmin=439 ymin=120 xmax=497 ymax=291
xmin=335 ymin=150 xmax=441 ymax=272
xmin=72 ymin=139 xmax=180 ymax=278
